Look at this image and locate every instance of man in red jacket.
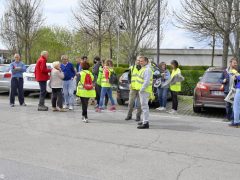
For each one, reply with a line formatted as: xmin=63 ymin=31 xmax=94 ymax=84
xmin=35 ymin=51 xmax=51 ymax=111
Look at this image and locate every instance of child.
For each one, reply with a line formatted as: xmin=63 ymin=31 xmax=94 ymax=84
xmin=50 ymin=61 xmax=66 ymax=112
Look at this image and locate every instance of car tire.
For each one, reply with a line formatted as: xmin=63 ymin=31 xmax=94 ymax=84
xmin=193 ymin=105 xmax=202 ymax=113
xmin=117 ymin=98 xmax=124 ymax=105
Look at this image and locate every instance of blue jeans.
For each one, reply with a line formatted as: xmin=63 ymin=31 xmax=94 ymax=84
xmin=233 ymin=89 xmax=240 ymax=124
xmin=99 ymin=87 xmax=115 ymax=108
xmin=225 ymin=93 xmax=234 ymax=121
xmin=63 ymin=80 xmax=74 ymax=106
xmin=157 ymin=87 xmax=168 ymax=107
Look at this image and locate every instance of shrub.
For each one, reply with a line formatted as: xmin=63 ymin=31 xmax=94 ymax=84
xmin=180 ymin=70 xmax=205 ymax=96
xmin=114 ymin=67 xmax=129 ymax=76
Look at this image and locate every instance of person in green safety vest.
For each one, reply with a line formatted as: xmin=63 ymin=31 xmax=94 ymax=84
xmin=135 ymin=56 xmax=153 ymax=129
xmin=76 ymin=61 xmax=96 ymax=123
xmin=168 ymin=60 xmax=181 ymax=114
xmin=96 ymin=59 xmax=116 ymax=112
xmin=125 ymin=57 xmax=142 ymax=121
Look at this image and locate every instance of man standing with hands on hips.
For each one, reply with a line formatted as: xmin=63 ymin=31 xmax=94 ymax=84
xmin=135 ymin=56 xmax=153 ymax=129
xmin=35 ymin=51 xmax=51 ymax=111
xmin=9 ymin=54 xmax=26 ymax=107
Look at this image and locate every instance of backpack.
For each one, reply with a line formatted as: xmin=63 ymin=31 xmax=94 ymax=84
xmin=109 ymin=71 xmax=118 ymax=85
xmin=83 ymin=72 xmax=93 ymax=90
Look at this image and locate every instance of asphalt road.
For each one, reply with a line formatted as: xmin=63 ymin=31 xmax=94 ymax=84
xmin=0 ymin=95 xmax=240 ymax=180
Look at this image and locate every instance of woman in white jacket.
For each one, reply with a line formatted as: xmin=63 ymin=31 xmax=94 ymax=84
xmin=50 ymin=61 xmax=66 ymax=112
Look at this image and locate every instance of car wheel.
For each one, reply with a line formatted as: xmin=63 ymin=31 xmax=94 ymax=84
xmin=193 ymin=105 xmax=202 ymax=113
xmin=117 ymin=98 xmax=124 ymax=105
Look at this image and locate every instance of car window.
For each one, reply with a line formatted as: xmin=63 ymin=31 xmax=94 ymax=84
xmin=121 ymin=72 xmax=129 ymax=80
xmin=0 ymin=66 xmax=10 ymax=72
xmin=201 ymin=71 xmax=224 ymax=83
xmin=27 ymin=65 xmax=35 ymax=73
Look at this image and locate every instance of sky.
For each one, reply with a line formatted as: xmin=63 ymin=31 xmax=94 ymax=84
xmin=0 ymin=0 xmax=211 ymax=50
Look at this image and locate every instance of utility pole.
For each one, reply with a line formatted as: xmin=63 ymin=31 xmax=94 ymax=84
xmin=157 ymin=0 xmax=161 ymax=65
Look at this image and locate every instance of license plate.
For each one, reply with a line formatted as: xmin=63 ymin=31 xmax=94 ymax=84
xmin=27 ymin=77 xmax=35 ymax=81
xmin=211 ymin=91 xmax=224 ymax=96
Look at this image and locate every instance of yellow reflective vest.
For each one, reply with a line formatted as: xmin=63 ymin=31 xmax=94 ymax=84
xmin=100 ymin=66 xmax=114 ymax=88
xmin=170 ymin=68 xmax=181 ymax=92
xmin=135 ymin=65 xmax=153 ymax=94
xmin=129 ymin=65 xmax=141 ymax=90
xmin=76 ymin=70 xmax=96 ymax=98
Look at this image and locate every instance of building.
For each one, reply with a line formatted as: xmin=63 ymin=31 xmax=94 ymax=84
xmin=0 ymin=49 xmax=12 ymax=64
xmin=145 ymin=49 xmax=232 ymax=66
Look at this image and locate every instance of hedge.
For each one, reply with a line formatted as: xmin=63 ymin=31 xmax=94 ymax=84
xmin=180 ymin=70 xmax=205 ymax=96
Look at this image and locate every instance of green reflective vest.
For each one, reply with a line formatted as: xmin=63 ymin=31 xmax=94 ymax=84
xmin=135 ymin=66 xmax=153 ymax=94
xmin=76 ymin=70 xmax=96 ymax=98
xmin=130 ymin=65 xmax=141 ymax=90
xmin=170 ymin=68 xmax=181 ymax=92
xmin=100 ymin=67 xmax=114 ymax=87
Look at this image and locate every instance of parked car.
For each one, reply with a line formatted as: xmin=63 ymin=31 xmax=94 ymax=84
xmin=0 ymin=64 xmax=11 ymax=92
xmin=193 ymin=67 xmax=225 ymax=113
xmin=23 ymin=63 xmax=53 ymax=94
xmin=117 ymin=62 xmax=170 ymax=105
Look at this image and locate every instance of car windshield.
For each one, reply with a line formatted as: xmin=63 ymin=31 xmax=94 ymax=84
xmin=0 ymin=65 xmax=10 ymax=72
xmin=121 ymin=72 xmax=129 ymax=80
xmin=201 ymin=71 xmax=224 ymax=83
xmin=27 ymin=65 xmax=51 ymax=73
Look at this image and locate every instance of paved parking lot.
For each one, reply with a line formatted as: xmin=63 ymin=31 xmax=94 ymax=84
xmin=0 ymin=94 xmax=239 ymax=180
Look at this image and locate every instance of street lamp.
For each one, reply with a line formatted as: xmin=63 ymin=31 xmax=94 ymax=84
xmin=117 ymin=22 xmax=125 ymax=67
xmin=157 ymin=0 xmax=161 ymax=65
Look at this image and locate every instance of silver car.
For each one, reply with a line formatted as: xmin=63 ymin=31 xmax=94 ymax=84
xmin=0 ymin=64 xmax=11 ymax=92
xmin=23 ymin=63 xmax=53 ymax=94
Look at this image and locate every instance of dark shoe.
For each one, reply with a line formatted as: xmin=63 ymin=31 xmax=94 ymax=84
xmin=138 ymin=122 xmax=143 ymax=125
xmin=137 ymin=122 xmax=149 ymax=129
xmin=125 ymin=116 xmax=132 ymax=121
xmin=10 ymin=104 xmax=14 ymax=107
xmin=228 ymin=123 xmax=240 ymax=128
xmin=38 ymin=105 xmax=48 ymax=111
xmin=20 ymin=103 xmax=27 ymax=106
xmin=136 ymin=117 xmax=141 ymax=122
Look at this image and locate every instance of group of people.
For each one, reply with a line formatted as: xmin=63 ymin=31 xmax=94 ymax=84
xmin=222 ymin=58 xmax=240 ymax=128
xmin=9 ymin=51 xmax=184 ymax=129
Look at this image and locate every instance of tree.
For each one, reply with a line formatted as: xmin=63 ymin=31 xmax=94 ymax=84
xmin=116 ymin=0 xmax=168 ymax=65
xmin=72 ymin=0 xmax=113 ymax=58
xmin=0 ymin=0 xmax=44 ymax=64
xmin=176 ymin=0 xmax=240 ymax=67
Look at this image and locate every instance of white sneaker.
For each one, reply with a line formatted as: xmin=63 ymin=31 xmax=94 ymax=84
xmin=82 ymin=117 xmax=88 ymax=123
xmin=168 ymin=109 xmax=177 ymax=114
xmin=63 ymin=105 xmax=68 ymax=109
xmin=161 ymin=107 xmax=167 ymax=111
xmin=69 ymin=105 xmax=74 ymax=110
xmin=156 ymin=107 xmax=163 ymax=111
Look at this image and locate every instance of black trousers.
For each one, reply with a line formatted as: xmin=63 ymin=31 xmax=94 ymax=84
xmin=10 ymin=77 xmax=24 ymax=105
xmin=171 ymin=91 xmax=178 ymax=111
xmin=95 ymin=84 xmax=108 ymax=106
xmin=39 ymin=81 xmax=47 ymax=106
xmin=51 ymin=88 xmax=63 ymax=108
xmin=80 ymin=97 xmax=89 ymax=118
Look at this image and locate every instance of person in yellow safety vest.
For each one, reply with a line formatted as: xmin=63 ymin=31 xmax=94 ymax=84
xmin=125 ymin=57 xmax=142 ymax=121
xmin=76 ymin=62 xmax=96 ymax=123
xmin=96 ymin=59 xmax=116 ymax=112
xmin=168 ymin=60 xmax=181 ymax=114
xmin=135 ymin=56 xmax=153 ymax=129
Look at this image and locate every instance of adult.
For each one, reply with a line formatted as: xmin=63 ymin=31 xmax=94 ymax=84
xmin=76 ymin=61 xmax=96 ymax=123
xmin=230 ymin=74 xmax=240 ymax=127
xmin=168 ymin=60 xmax=181 ymax=114
xmin=96 ymin=59 xmax=116 ymax=112
xmin=50 ymin=61 xmax=66 ymax=112
xmin=222 ymin=58 xmax=238 ymax=121
xmin=136 ymin=56 xmax=153 ymax=129
xmin=156 ymin=62 xmax=170 ymax=111
xmin=61 ymin=55 xmax=76 ymax=110
xmin=9 ymin=54 xmax=26 ymax=107
xmin=125 ymin=57 xmax=142 ymax=121
xmin=35 ymin=51 xmax=51 ymax=111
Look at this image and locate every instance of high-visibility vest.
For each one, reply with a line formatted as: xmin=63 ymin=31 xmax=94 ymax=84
xmin=96 ymin=66 xmax=103 ymax=86
xmin=130 ymin=65 xmax=141 ymax=90
xmin=101 ymin=67 xmax=113 ymax=87
xmin=135 ymin=66 xmax=153 ymax=94
xmin=170 ymin=68 xmax=181 ymax=92
xmin=76 ymin=70 xmax=96 ymax=98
